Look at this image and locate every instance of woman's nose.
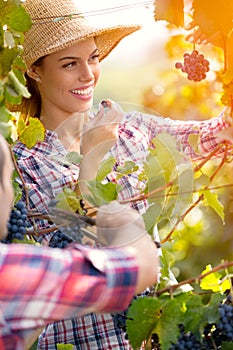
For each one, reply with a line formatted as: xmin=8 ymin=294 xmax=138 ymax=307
xmin=79 ymin=63 xmax=94 ymax=82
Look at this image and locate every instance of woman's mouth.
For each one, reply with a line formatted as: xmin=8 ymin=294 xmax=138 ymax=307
xmin=70 ymin=86 xmax=93 ymax=97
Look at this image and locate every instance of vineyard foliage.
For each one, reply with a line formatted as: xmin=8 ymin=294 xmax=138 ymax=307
xmin=1 ymin=0 xmax=233 ymax=349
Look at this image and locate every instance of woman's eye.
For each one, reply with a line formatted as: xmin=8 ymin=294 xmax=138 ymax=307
xmin=89 ymin=54 xmax=100 ymax=62
xmin=63 ymin=61 xmax=76 ymax=68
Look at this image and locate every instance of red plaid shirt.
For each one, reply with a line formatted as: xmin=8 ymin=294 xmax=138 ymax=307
xmin=0 ymin=243 xmax=138 ymax=350
xmin=13 ymin=110 xmax=230 ymax=349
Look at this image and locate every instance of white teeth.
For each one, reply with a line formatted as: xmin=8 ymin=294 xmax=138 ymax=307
xmin=71 ymin=87 xmax=92 ymax=95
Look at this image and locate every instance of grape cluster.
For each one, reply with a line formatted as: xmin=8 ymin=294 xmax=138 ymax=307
xmin=175 ymin=50 xmax=210 ymax=82
xmin=1 ymin=201 xmax=31 ymax=243
xmin=169 ymin=324 xmax=202 ymax=350
xmin=217 ymin=298 xmax=233 ymax=341
xmin=48 ymin=225 xmax=84 ymax=249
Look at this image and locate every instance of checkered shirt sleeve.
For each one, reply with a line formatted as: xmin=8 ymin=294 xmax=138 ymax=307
xmin=0 ymin=243 xmax=138 ymax=349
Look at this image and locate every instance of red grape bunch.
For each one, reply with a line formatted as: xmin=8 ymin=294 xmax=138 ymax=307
xmin=175 ymin=50 xmax=210 ymax=82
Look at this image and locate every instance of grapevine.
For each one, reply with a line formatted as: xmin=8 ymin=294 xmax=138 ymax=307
xmin=175 ymin=50 xmax=210 ymax=82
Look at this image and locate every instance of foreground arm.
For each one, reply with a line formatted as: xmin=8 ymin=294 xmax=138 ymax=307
xmin=0 ymin=243 xmax=137 ymax=348
xmin=0 ymin=202 xmax=158 ymax=348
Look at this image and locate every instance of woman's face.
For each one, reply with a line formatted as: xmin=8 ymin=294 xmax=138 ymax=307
xmin=33 ymin=38 xmax=101 ymax=121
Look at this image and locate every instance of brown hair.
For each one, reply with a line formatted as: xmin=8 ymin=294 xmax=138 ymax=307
xmin=11 ymin=57 xmax=44 ymax=122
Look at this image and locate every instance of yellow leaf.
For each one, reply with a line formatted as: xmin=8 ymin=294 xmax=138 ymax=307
xmin=17 ymin=117 xmax=45 ymax=149
xmin=200 ymin=264 xmax=231 ymax=292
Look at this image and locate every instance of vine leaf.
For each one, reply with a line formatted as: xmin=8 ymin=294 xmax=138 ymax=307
xmin=154 ymin=0 xmax=184 ymax=27
xmin=192 ymin=0 xmax=233 ymax=48
xmin=65 ymin=151 xmax=82 ymax=165
xmin=17 ymin=117 xmax=45 ymax=149
xmin=84 ymin=180 xmax=121 ymax=207
xmin=203 ymin=189 xmax=225 ymax=223
xmin=55 ymin=188 xmax=84 ymax=214
xmin=200 ymin=264 xmax=231 ymax=292
xmin=96 ymin=157 xmax=116 ymax=181
xmin=126 ymin=297 xmax=164 ymax=349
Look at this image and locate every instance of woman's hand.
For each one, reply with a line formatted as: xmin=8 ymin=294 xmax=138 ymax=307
xmin=80 ymin=99 xmax=124 ymax=156
xmin=78 ymin=100 xmax=123 ymax=198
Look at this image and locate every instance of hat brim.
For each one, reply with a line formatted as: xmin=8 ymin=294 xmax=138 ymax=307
xmin=23 ymin=19 xmax=141 ymax=68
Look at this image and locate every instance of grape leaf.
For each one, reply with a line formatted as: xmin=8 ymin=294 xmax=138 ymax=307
xmin=0 ymin=47 xmax=19 ymax=77
xmin=222 ymin=342 xmax=233 ymax=350
xmin=17 ymin=117 xmax=45 ymax=149
xmin=126 ymin=297 xmax=163 ymax=349
xmin=96 ymin=157 xmax=116 ymax=181
xmin=65 ymin=151 xmax=82 ymax=165
xmin=7 ymin=70 xmax=30 ymax=98
xmin=156 ymin=294 xmax=192 ymax=349
xmin=0 ymin=122 xmax=11 ymax=139
xmin=205 ymin=292 xmax=225 ymax=324
xmin=143 ymin=203 xmax=162 ymax=235
xmin=154 ymin=0 xmax=184 ymax=27
xmin=192 ymin=0 xmax=233 ymax=44
xmin=56 ymin=188 xmax=83 ymax=213
xmin=203 ymin=189 xmax=225 ymax=223
xmin=85 ymin=180 xmax=121 ymax=206
xmin=5 ymin=5 xmax=32 ymax=32
xmin=116 ymin=160 xmax=139 ymax=175
xmin=200 ymin=264 xmax=231 ymax=292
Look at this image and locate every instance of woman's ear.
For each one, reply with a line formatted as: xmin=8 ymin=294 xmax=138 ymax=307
xmin=27 ymin=65 xmax=41 ymax=83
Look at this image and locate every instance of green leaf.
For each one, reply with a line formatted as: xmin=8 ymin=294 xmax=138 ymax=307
xmin=6 ymin=5 xmax=32 ymax=32
xmin=4 ymin=83 xmax=22 ymax=104
xmin=143 ymin=204 xmax=162 ymax=235
xmin=85 ymin=180 xmax=121 ymax=206
xmin=0 ymin=122 xmax=11 ymax=139
xmin=0 ymin=105 xmax=12 ymax=122
xmin=0 ymin=47 xmax=18 ymax=77
xmin=56 ymin=188 xmax=83 ymax=213
xmin=96 ymin=157 xmax=116 ymax=181
xmin=203 ymin=190 xmax=225 ymax=223
xmin=205 ymin=292 xmax=225 ymax=324
xmin=65 ymin=151 xmax=82 ymax=165
xmin=181 ymin=293 xmax=205 ymax=339
xmin=155 ymin=295 xmax=187 ymax=349
xmin=17 ymin=117 xmax=45 ymax=149
xmin=222 ymin=342 xmax=233 ymax=350
xmin=126 ymin=297 xmax=163 ymax=349
xmin=116 ymin=160 xmax=139 ymax=175
xmin=7 ymin=70 xmax=30 ymax=98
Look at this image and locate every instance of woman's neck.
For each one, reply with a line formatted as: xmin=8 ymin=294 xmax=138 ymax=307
xmin=41 ymin=111 xmax=89 ymax=152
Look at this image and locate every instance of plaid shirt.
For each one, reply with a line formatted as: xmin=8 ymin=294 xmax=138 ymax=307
xmin=0 ymin=243 xmax=138 ymax=350
xmin=13 ymin=110 xmax=230 ymax=349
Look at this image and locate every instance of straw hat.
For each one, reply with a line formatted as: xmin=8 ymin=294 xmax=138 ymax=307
xmin=22 ymin=0 xmax=141 ymax=69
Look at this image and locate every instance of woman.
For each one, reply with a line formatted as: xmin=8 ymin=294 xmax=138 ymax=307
xmin=13 ymin=0 xmax=232 ymax=349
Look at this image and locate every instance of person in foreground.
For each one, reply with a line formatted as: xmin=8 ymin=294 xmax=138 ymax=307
xmin=0 ymin=134 xmax=158 ymax=350
xmin=12 ymin=0 xmax=233 ymax=349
